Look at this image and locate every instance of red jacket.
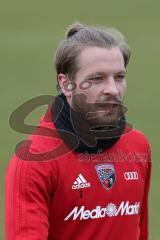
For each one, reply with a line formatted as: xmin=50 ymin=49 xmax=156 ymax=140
xmin=5 ymin=110 xmax=151 ymax=240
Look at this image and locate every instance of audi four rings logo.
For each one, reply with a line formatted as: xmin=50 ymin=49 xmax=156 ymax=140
xmin=124 ymin=172 xmax=138 ymax=180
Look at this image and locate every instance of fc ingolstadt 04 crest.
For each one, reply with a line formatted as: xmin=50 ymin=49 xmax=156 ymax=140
xmin=95 ymin=164 xmax=116 ymax=190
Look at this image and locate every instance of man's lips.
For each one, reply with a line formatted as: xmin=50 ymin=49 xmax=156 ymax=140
xmin=97 ymin=101 xmax=120 ymax=111
xmin=97 ymin=100 xmax=121 ymax=106
xmin=98 ymin=102 xmax=119 ymax=108
xmin=86 ymin=102 xmax=120 ymax=119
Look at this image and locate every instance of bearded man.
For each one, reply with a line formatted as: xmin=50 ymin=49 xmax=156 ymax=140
xmin=5 ymin=22 xmax=151 ymax=240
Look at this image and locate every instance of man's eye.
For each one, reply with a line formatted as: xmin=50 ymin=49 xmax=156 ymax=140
xmin=115 ymin=75 xmax=125 ymax=81
xmin=89 ymin=76 xmax=103 ymax=81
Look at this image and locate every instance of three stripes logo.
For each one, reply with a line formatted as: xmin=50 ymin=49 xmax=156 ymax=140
xmin=72 ymin=174 xmax=91 ymax=189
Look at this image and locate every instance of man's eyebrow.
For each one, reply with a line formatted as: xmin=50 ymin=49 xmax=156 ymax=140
xmin=85 ymin=70 xmax=127 ymax=78
xmin=116 ymin=70 xmax=127 ymax=74
xmin=85 ymin=72 xmax=105 ymax=78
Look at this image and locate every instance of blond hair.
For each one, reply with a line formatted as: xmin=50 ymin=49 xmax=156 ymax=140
xmin=54 ymin=22 xmax=130 ymax=91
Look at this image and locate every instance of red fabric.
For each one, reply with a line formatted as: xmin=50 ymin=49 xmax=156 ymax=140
xmin=5 ymin=111 xmax=151 ymax=240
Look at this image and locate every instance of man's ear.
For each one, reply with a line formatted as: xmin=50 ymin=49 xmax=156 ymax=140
xmin=57 ymin=73 xmax=72 ymax=97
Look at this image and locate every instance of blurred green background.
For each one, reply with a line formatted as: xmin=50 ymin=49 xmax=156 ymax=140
xmin=1 ymin=0 xmax=159 ymax=239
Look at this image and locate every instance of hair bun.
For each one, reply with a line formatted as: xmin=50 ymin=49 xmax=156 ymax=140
xmin=65 ymin=22 xmax=83 ymax=39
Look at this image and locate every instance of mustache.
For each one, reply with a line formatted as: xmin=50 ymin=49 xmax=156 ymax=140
xmin=86 ymin=100 xmax=126 ymax=120
xmin=72 ymin=93 xmax=122 ymax=106
xmin=96 ymin=96 xmax=122 ymax=105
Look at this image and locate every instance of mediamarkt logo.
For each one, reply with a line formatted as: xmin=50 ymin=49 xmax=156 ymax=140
xmin=64 ymin=201 xmax=140 ymax=221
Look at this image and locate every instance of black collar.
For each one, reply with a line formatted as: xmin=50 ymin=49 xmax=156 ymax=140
xmin=52 ymin=93 xmax=126 ymax=154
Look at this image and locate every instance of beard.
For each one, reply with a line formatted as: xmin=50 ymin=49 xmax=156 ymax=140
xmin=71 ymin=93 xmax=126 ymax=128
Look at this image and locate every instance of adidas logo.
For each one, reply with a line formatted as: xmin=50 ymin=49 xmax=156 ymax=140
xmin=72 ymin=174 xmax=91 ymax=189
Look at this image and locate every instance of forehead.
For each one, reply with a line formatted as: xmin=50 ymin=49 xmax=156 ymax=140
xmin=77 ymin=46 xmax=125 ymax=74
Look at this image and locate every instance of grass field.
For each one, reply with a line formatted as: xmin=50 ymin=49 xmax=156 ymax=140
xmin=1 ymin=0 xmax=159 ymax=239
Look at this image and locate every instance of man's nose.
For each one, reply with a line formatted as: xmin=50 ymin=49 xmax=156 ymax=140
xmin=102 ymin=77 xmax=119 ymax=96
